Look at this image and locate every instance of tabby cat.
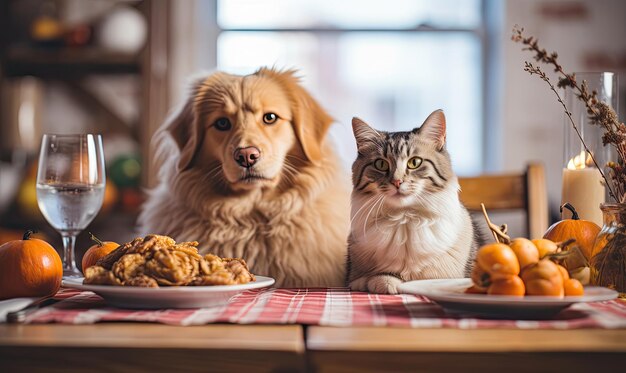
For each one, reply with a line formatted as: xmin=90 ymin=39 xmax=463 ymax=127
xmin=346 ymin=110 xmax=482 ymax=294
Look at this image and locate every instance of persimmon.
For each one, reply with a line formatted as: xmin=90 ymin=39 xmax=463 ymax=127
xmin=465 ymin=285 xmax=488 ymax=294
xmin=476 ymin=243 xmax=520 ymax=280
xmin=532 ymin=239 xmax=558 ymax=259
xmin=470 ymin=264 xmax=491 ymax=290
xmin=0 ymin=230 xmax=62 ymax=300
xmin=564 ymin=278 xmax=584 ymax=296
xmin=488 ymin=275 xmax=525 ymax=296
xmin=521 ymin=259 xmax=564 ymax=297
xmin=556 ymin=264 xmax=570 ymax=281
xmin=81 ymin=232 xmax=119 ymax=272
xmin=509 ymin=238 xmax=539 ymax=269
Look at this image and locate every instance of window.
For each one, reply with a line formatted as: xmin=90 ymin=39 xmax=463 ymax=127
xmin=215 ymin=0 xmax=485 ymax=175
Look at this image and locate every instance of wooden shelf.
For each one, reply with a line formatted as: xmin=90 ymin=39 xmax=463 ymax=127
xmin=2 ymin=46 xmax=141 ymax=78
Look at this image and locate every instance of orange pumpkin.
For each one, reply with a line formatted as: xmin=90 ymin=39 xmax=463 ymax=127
xmin=81 ymin=232 xmax=119 ymax=272
xmin=543 ymin=203 xmax=600 ymax=261
xmin=0 ymin=230 xmax=62 ymax=300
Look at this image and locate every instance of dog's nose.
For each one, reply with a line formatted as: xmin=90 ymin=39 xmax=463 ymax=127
xmin=392 ymin=179 xmax=403 ymax=189
xmin=234 ymin=146 xmax=261 ymax=168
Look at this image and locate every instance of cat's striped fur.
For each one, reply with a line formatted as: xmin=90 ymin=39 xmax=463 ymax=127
xmin=346 ymin=110 xmax=482 ymax=294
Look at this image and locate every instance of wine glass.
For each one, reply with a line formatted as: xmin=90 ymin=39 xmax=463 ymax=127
xmin=36 ymin=134 xmax=105 ymax=278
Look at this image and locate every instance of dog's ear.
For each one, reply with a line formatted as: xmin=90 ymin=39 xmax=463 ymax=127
xmin=162 ymin=74 xmax=221 ymax=171
xmin=258 ymin=68 xmax=333 ymax=165
xmin=163 ymin=98 xmax=201 ymax=171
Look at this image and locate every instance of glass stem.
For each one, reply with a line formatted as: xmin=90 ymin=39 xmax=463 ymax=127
xmin=61 ymin=233 xmax=79 ymax=274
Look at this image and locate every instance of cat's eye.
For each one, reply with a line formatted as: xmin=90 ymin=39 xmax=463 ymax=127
xmin=407 ymin=157 xmax=423 ymax=169
xmin=214 ymin=117 xmax=232 ymax=131
xmin=374 ymin=159 xmax=389 ymax=171
xmin=263 ymin=112 xmax=278 ymax=125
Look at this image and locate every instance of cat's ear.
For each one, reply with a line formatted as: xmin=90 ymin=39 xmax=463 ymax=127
xmin=352 ymin=117 xmax=381 ymax=152
xmin=418 ymin=109 xmax=446 ymax=151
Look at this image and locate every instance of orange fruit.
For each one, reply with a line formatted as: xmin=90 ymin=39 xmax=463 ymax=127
xmin=0 ymin=230 xmax=62 ymax=300
xmin=509 ymin=238 xmax=539 ymax=269
xmin=465 ymin=285 xmax=487 ymax=294
xmin=521 ymin=259 xmax=564 ymax=297
xmin=556 ymin=264 xmax=570 ymax=280
xmin=476 ymin=243 xmax=520 ymax=280
xmin=488 ymin=275 xmax=525 ymax=296
xmin=532 ymin=239 xmax=558 ymax=258
xmin=564 ymin=278 xmax=584 ymax=296
xmin=81 ymin=233 xmax=119 ymax=272
xmin=470 ymin=264 xmax=491 ymax=290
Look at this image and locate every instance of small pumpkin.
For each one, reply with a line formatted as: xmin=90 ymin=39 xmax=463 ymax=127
xmin=543 ymin=203 xmax=600 ymax=261
xmin=0 ymin=230 xmax=63 ymax=300
xmin=81 ymin=232 xmax=119 ymax=272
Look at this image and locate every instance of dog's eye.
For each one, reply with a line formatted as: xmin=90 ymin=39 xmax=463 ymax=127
xmin=373 ymin=159 xmax=389 ymax=172
xmin=263 ymin=113 xmax=278 ymax=125
xmin=214 ymin=117 xmax=231 ymax=131
xmin=407 ymin=157 xmax=422 ymax=169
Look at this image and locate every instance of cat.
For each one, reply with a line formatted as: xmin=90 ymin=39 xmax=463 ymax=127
xmin=346 ymin=109 xmax=483 ymax=294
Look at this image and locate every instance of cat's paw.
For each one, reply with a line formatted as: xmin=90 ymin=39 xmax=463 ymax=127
xmin=349 ymin=277 xmax=369 ymax=292
xmin=367 ymin=275 xmax=403 ymax=294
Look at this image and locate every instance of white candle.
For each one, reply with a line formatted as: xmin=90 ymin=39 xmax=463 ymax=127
xmin=561 ymin=167 xmax=604 ymax=225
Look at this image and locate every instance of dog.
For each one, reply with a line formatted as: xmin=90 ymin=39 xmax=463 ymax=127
xmin=138 ymin=68 xmax=351 ymax=287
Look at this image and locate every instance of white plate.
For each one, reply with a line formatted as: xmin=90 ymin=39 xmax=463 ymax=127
xmin=398 ymin=278 xmax=618 ymax=319
xmin=62 ymin=276 xmax=275 ymax=309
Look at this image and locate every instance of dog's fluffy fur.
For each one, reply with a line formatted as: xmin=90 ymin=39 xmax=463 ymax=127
xmin=138 ymin=68 xmax=350 ymax=287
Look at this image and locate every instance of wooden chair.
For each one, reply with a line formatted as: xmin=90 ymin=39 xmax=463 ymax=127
xmin=459 ymin=163 xmax=549 ymax=239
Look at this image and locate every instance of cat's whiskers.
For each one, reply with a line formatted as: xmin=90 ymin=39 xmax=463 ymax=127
xmin=362 ymin=194 xmax=385 ymax=237
xmin=348 ymin=111 xmax=482 ymax=293
xmin=350 ymin=194 xmax=381 ymax=225
xmin=374 ymin=195 xmax=387 ymax=231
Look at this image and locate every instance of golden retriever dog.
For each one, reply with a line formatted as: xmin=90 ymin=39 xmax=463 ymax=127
xmin=138 ymin=68 xmax=350 ymax=287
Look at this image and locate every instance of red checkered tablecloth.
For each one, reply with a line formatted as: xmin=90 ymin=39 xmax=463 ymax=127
xmin=24 ymin=288 xmax=626 ymax=328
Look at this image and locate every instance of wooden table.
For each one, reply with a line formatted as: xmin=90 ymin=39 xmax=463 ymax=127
xmin=0 ymin=324 xmax=305 ymax=372
xmin=1 ymin=324 xmax=626 ymax=372
xmin=307 ymin=327 xmax=626 ymax=373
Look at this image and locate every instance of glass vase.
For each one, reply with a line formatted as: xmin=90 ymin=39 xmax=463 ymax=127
xmin=591 ymin=203 xmax=626 ymax=297
xmin=561 ymin=72 xmax=618 ymax=226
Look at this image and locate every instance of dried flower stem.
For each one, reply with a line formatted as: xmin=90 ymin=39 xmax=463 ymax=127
xmin=481 ymin=203 xmax=510 ymax=244
xmin=523 ymin=62 xmax=617 ymax=201
xmin=513 ymin=25 xmax=626 ymax=203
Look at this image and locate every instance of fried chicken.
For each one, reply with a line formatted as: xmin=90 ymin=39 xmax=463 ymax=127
xmin=84 ymin=234 xmax=255 ymax=287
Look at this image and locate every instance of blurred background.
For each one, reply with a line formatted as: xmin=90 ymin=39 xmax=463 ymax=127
xmin=0 ymin=0 xmax=625 ymax=259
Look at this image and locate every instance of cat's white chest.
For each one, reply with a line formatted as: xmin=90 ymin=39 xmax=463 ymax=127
xmin=350 ymin=203 xmax=465 ymax=277
xmin=373 ymin=215 xmax=451 ymax=259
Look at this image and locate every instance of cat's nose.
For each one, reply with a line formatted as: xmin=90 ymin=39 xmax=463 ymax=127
xmin=392 ymin=179 xmax=403 ymax=189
